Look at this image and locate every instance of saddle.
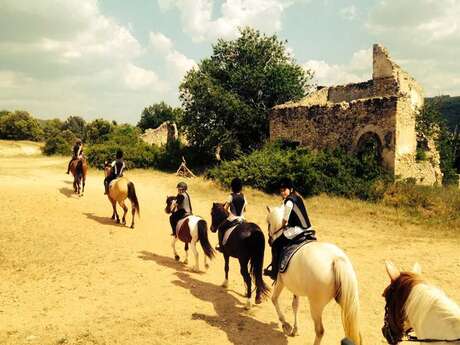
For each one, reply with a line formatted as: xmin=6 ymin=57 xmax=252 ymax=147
xmin=220 ymin=219 xmax=244 ymax=246
xmin=279 ymin=230 xmax=317 ymax=273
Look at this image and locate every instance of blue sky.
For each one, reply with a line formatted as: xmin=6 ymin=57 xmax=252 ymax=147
xmin=1 ymin=0 xmax=459 ymax=123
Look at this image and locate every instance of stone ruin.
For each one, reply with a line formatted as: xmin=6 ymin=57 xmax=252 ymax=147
xmin=140 ymin=121 xmax=180 ymax=147
xmin=269 ymin=44 xmax=442 ymax=185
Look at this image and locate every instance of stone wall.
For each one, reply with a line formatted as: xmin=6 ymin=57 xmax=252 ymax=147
xmin=269 ymin=44 xmax=442 ymax=185
xmin=140 ymin=121 xmax=179 ymax=146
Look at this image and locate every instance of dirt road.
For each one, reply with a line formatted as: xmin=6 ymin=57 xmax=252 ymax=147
xmin=1 ymin=153 xmax=459 ymax=345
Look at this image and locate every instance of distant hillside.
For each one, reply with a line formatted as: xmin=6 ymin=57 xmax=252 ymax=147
xmin=426 ymin=95 xmax=460 ymax=131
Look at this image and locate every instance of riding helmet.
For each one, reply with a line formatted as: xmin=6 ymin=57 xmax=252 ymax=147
xmin=279 ymin=177 xmax=293 ymax=190
xmin=230 ymin=178 xmax=243 ymax=193
xmin=177 ymin=181 xmax=188 ymax=190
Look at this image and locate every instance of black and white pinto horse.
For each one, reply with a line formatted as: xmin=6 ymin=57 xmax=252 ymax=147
xmin=165 ymin=196 xmax=215 ymax=272
xmin=210 ymin=203 xmax=270 ymax=309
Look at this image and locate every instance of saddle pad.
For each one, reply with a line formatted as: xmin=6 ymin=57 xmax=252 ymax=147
xmin=176 ymin=215 xmax=201 ymax=243
xmin=279 ymin=239 xmax=316 ymax=273
xmin=222 ymin=224 xmax=239 ymax=246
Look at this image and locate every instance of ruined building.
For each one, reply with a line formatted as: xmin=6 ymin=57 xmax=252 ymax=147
xmin=269 ymin=44 xmax=442 ymax=185
xmin=140 ymin=121 xmax=179 ymax=146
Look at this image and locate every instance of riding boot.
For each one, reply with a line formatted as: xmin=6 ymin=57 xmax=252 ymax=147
xmin=216 ymin=230 xmax=224 ymax=252
xmin=264 ymin=246 xmax=279 ymax=280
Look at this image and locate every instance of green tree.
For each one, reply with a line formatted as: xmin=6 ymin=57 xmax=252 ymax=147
xmin=62 ymin=116 xmax=86 ymax=140
xmin=137 ymin=102 xmax=182 ymax=131
xmin=0 ymin=110 xmax=43 ymax=141
xmin=40 ymin=118 xmax=64 ymax=140
xmin=86 ymin=118 xmax=113 ymax=144
xmin=42 ymin=129 xmax=76 ymax=155
xmin=179 ymin=27 xmax=312 ymax=159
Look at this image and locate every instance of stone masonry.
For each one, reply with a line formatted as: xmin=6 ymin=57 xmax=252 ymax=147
xmin=269 ymin=44 xmax=442 ymax=185
xmin=140 ymin=121 xmax=179 ymax=147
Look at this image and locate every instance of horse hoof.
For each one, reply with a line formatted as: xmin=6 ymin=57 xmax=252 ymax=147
xmin=111 ymin=215 xmax=115 ymax=220
xmin=130 ymin=225 xmax=134 ymax=229
xmin=282 ymin=322 xmax=292 ymax=335
xmin=221 ymin=280 xmax=228 ymax=288
xmin=184 ymin=259 xmax=188 ymax=265
xmin=191 ymin=266 xmax=199 ymax=272
xmin=245 ymin=300 xmax=251 ymax=310
xmin=289 ymin=327 xmax=298 ymax=337
xmin=205 ymin=263 xmax=210 ymax=269
xmin=116 ymin=219 xmax=120 ymax=224
xmin=255 ymin=296 xmax=262 ymax=304
xmin=174 ymin=255 xmax=180 ymax=261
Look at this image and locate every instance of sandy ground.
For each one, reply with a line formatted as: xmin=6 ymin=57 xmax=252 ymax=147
xmin=1 ymin=152 xmax=459 ymax=345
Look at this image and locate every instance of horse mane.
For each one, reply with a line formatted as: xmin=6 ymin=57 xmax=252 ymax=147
xmin=383 ymin=272 xmax=424 ymax=341
xmin=405 ymin=280 xmax=460 ymax=332
xmin=266 ymin=205 xmax=284 ymax=235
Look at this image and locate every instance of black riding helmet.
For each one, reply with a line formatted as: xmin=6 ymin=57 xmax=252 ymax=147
xmin=177 ymin=181 xmax=188 ymax=190
xmin=279 ymin=177 xmax=294 ymax=190
xmin=116 ymin=149 xmax=123 ymax=159
xmin=230 ymin=178 xmax=243 ymax=193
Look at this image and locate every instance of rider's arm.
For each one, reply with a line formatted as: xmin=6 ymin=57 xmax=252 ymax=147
xmin=282 ymin=200 xmax=294 ymax=228
xmin=223 ymin=195 xmax=232 ymax=212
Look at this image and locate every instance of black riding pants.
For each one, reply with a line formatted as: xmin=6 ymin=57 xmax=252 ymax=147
xmin=170 ymin=209 xmax=187 ymax=235
xmin=270 ymin=234 xmax=291 ymax=275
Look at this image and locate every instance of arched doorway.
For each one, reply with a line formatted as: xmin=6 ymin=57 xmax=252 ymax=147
xmin=356 ymin=132 xmax=383 ymax=167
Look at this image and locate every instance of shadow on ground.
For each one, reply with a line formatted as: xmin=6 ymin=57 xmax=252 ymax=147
xmin=139 ymin=252 xmax=287 ymax=345
xmin=59 ymin=187 xmax=76 ymax=198
xmin=83 ymin=212 xmax=124 ymax=227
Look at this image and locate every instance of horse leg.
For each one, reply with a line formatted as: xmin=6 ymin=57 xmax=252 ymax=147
xmin=291 ymin=295 xmax=299 ymax=336
xmin=184 ymin=243 xmax=189 ymax=265
xmin=81 ymin=175 xmax=85 ymax=196
xmin=272 ymin=280 xmax=291 ymax=335
xmin=309 ymin=299 xmax=326 ymax=345
xmin=120 ymin=200 xmax=128 ymax=225
xmin=110 ymin=199 xmax=119 ymax=222
xmin=172 ymin=237 xmax=179 ymax=261
xmin=239 ymin=258 xmax=252 ymax=310
xmin=191 ymin=240 xmax=199 ymax=272
xmin=222 ymin=254 xmax=230 ymax=288
xmin=130 ymin=200 xmax=135 ymax=229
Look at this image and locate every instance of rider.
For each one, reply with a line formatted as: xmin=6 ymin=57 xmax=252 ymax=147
xmin=263 ymin=177 xmax=313 ymax=280
xmin=169 ymin=182 xmax=192 ymax=236
xmin=104 ymin=149 xmax=125 ymax=195
xmin=216 ymin=177 xmax=247 ymax=252
xmin=66 ymin=139 xmax=83 ymax=174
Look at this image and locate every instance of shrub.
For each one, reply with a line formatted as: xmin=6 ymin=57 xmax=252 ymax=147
xmin=0 ymin=111 xmax=44 ymax=141
xmin=42 ymin=129 xmax=76 ymax=155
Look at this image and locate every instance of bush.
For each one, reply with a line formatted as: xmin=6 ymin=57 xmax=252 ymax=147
xmin=42 ymin=130 xmax=76 ymax=155
xmin=209 ymin=142 xmax=392 ymax=200
xmin=0 ymin=111 xmax=43 ymax=141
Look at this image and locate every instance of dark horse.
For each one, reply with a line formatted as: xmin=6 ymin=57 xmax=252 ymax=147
xmin=210 ymin=203 xmax=269 ymax=309
xmin=69 ymin=157 xmax=88 ymax=196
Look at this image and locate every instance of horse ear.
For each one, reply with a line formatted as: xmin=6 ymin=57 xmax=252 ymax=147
xmin=266 ymin=206 xmax=271 ymax=213
xmin=385 ymin=260 xmax=400 ymax=282
xmin=411 ymin=262 xmax=422 ymax=275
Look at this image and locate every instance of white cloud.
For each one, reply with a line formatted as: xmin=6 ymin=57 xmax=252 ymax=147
xmin=149 ymin=32 xmax=196 ymax=79
xmin=0 ymin=0 xmax=170 ymax=121
xmin=303 ymin=48 xmax=372 ymax=86
xmin=157 ymin=0 xmax=301 ymax=42
xmin=340 ymin=5 xmax=357 ymax=21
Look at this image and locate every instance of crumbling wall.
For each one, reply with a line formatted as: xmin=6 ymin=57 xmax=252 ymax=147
xmin=140 ymin=121 xmax=179 ymax=146
xmin=269 ymin=44 xmax=442 ymax=185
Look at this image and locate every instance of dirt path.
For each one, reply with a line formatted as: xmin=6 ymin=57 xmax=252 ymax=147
xmin=1 ymin=155 xmax=459 ymax=345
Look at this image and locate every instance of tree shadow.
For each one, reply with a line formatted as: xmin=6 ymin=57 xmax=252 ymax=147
xmin=83 ymin=212 xmax=123 ymax=227
xmin=59 ymin=187 xmax=76 ymax=198
xmin=141 ymin=252 xmax=287 ymax=345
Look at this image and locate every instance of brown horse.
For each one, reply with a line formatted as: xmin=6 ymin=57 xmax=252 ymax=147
xmin=104 ymin=165 xmax=139 ymax=228
xmin=69 ymin=157 xmax=88 ymax=196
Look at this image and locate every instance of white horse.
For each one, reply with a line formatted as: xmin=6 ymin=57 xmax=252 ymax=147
xmin=165 ymin=196 xmax=215 ymax=272
xmin=266 ymin=206 xmax=362 ymax=345
xmin=383 ymin=261 xmax=460 ymax=344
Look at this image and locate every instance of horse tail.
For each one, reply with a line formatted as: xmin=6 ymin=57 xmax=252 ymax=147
xmin=250 ymin=228 xmax=270 ymax=298
xmin=333 ymin=256 xmax=362 ymax=345
xmin=197 ymin=219 xmax=215 ymax=259
xmin=127 ymin=182 xmax=140 ymax=217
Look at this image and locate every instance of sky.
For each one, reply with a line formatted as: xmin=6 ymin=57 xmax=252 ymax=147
xmin=1 ymin=0 xmax=459 ymax=123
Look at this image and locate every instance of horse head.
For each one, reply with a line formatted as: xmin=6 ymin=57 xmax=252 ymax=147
xmin=265 ymin=205 xmax=284 ymax=242
xmin=165 ymin=196 xmax=176 ymax=214
xmin=210 ymin=202 xmax=227 ymax=232
xmin=381 ymin=261 xmax=423 ymax=345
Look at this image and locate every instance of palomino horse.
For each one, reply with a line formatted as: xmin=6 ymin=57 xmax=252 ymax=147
xmin=104 ymin=165 xmax=139 ymax=228
xmin=266 ymin=206 xmax=361 ymax=345
xmin=165 ymin=197 xmax=215 ymax=272
xmin=382 ymin=261 xmax=460 ymax=345
xmin=69 ymin=157 xmax=88 ymax=196
xmin=210 ymin=203 xmax=270 ymax=309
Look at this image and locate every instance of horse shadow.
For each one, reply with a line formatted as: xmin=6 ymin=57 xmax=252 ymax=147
xmin=59 ymin=187 xmax=75 ymax=198
xmin=141 ymin=252 xmax=287 ymax=345
xmin=83 ymin=212 xmax=123 ymax=227
xmin=138 ymin=251 xmax=205 ymax=274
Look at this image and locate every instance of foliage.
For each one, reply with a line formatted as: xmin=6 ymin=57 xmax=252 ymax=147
xmin=85 ymin=118 xmax=113 ymax=144
xmin=180 ymin=27 xmax=312 ymax=159
xmin=42 ymin=130 xmax=76 ymax=155
xmin=0 ymin=111 xmax=43 ymax=141
xmin=137 ymin=102 xmax=183 ymax=131
xmin=209 ymin=142 xmax=392 ymax=200
xmin=62 ymin=116 xmax=86 ymax=140
xmin=426 ymin=95 xmax=460 ymax=131
xmin=40 ymin=118 xmax=64 ymax=140
xmin=417 ymin=99 xmax=459 ymax=185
